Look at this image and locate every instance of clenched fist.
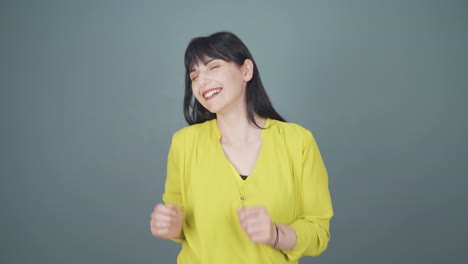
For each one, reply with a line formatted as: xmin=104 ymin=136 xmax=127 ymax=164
xmin=237 ymin=206 xmax=276 ymax=246
xmin=150 ymin=203 xmax=183 ymax=239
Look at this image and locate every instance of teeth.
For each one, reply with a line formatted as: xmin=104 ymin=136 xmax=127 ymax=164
xmin=204 ymin=89 xmax=220 ymax=99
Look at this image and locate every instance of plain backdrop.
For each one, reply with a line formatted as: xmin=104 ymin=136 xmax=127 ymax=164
xmin=1 ymin=0 xmax=467 ymax=263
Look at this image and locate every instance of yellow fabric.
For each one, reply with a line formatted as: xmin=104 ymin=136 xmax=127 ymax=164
xmin=162 ymin=118 xmax=333 ymax=263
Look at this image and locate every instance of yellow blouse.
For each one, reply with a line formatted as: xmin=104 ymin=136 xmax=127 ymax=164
xmin=162 ymin=118 xmax=333 ymax=263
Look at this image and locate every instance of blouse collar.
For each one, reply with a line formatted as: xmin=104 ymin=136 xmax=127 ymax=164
xmin=210 ymin=118 xmax=271 ymax=141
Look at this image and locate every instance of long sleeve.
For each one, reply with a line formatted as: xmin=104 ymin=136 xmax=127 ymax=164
xmin=162 ymin=133 xmax=185 ymax=242
xmin=162 ymin=134 xmax=183 ymax=207
xmin=283 ymin=130 xmax=334 ymax=261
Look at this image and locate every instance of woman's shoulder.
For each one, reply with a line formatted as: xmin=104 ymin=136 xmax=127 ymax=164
xmin=172 ymin=119 xmax=216 ymax=140
xmin=268 ymin=119 xmax=320 ymax=153
xmin=268 ymin=119 xmax=313 ymax=139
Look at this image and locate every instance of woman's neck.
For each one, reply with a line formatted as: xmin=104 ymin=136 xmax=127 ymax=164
xmin=216 ymin=113 xmax=265 ymax=146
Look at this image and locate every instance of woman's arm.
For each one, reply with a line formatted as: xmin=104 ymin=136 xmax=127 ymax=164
xmin=281 ymin=129 xmax=334 ymax=260
xmin=154 ymin=133 xmax=186 ymax=242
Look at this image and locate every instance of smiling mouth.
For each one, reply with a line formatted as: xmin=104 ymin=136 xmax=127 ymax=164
xmin=202 ymin=88 xmax=222 ymax=100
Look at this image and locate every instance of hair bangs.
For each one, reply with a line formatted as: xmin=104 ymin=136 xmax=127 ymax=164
xmin=184 ymin=37 xmax=233 ymax=73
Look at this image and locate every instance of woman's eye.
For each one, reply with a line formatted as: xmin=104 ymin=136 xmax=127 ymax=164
xmin=191 ymin=76 xmax=198 ymax=81
xmin=210 ymin=65 xmax=219 ymax=70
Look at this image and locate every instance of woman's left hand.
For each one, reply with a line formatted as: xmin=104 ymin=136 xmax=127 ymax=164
xmin=237 ymin=206 xmax=276 ymax=246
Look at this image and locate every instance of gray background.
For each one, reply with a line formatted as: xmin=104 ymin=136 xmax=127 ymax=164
xmin=1 ymin=0 xmax=467 ymax=263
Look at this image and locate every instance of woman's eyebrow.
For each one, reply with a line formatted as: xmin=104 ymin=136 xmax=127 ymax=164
xmin=190 ymin=58 xmax=217 ymax=73
xmin=202 ymin=58 xmax=216 ymax=65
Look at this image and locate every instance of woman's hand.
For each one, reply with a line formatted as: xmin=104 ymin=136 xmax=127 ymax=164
xmin=237 ymin=206 xmax=276 ymax=246
xmin=150 ymin=203 xmax=183 ymax=239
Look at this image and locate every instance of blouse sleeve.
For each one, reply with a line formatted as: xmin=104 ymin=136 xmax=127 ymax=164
xmin=283 ymin=129 xmax=334 ymax=260
xmin=162 ymin=133 xmax=185 ymax=242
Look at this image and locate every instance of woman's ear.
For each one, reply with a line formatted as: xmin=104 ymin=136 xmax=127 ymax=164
xmin=241 ymin=59 xmax=254 ymax=82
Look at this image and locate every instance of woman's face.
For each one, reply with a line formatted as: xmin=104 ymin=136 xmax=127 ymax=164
xmin=189 ymin=57 xmax=253 ymax=115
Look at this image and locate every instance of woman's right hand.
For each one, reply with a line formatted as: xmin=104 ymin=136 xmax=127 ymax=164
xmin=150 ymin=203 xmax=183 ymax=239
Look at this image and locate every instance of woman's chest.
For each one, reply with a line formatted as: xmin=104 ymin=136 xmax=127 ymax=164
xmin=184 ymin=141 xmax=297 ymax=223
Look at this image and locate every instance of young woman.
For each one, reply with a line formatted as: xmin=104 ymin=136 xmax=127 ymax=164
xmin=150 ymin=31 xmax=333 ymax=263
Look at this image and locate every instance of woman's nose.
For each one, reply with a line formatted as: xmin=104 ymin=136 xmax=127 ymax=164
xmin=197 ymin=72 xmax=210 ymax=86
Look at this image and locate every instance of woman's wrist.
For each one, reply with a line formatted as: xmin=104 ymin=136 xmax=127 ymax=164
xmin=270 ymin=223 xmax=297 ymax=251
xmin=272 ymin=224 xmax=279 ymax=248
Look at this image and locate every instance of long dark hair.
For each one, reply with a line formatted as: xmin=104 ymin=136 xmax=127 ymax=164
xmin=183 ymin=31 xmax=285 ymax=127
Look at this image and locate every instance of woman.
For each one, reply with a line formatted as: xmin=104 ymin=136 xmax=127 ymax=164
xmin=150 ymin=31 xmax=333 ymax=263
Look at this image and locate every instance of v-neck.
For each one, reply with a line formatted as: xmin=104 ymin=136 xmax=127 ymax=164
xmin=212 ymin=118 xmax=270 ymax=185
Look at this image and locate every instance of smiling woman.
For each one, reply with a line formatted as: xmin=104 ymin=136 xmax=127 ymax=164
xmin=149 ymin=31 xmax=334 ymax=264
xmin=190 ymin=58 xmax=252 ymax=115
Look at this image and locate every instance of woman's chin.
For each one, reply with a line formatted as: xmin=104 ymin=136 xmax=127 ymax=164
xmin=204 ymin=105 xmax=222 ymax=115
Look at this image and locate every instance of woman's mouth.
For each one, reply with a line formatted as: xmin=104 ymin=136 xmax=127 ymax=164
xmin=202 ymin=88 xmax=222 ymax=100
